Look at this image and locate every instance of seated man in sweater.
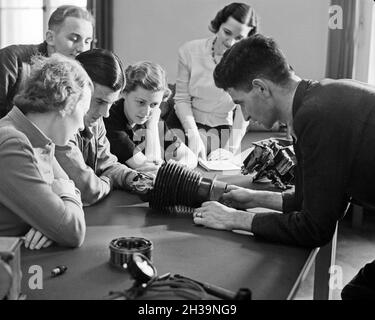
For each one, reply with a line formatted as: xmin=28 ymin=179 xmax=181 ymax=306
xmin=0 ymin=5 xmax=94 ymax=118
xmin=55 ymin=49 xmax=154 ymax=206
xmin=193 ymin=34 xmax=375 ymax=299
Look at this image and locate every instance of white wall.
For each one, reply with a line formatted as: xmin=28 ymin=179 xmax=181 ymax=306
xmin=113 ymin=0 xmax=330 ymax=83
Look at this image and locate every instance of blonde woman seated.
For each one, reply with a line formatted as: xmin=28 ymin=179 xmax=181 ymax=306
xmin=104 ymin=61 xmax=197 ymax=172
xmin=0 ymin=54 xmax=92 ymax=249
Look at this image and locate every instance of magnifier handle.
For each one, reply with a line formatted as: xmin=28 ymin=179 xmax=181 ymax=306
xmin=201 ymin=283 xmax=237 ymax=300
xmin=174 ymin=274 xmax=236 ymax=300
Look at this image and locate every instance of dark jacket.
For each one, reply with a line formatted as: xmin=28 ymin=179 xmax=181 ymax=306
xmin=252 ymin=79 xmax=375 ymax=247
xmin=104 ymin=99 xmax=146 ymax=163
xmin=0 ymin=42 xmax=48 ymax=118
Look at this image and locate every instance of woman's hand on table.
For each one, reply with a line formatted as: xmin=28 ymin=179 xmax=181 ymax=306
xmin=24 ymin=228 xmax=53 ymax=250
xmin=188 ymin=131 xmax=207 ymax=160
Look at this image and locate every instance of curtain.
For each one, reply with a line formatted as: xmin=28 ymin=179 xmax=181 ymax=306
xmin=326 ymin=0 xmax=359 ymax=79
xmin=87 ymin=0 xmax=113 ymax=50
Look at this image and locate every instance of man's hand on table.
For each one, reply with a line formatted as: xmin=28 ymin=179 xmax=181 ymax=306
xmin=223 ymin=185 xmax=284 ymax=212
xmin=221 ymin=185 xmax=260 ymax=209
xmin=193 ymin=201 xmax=254 ymax=232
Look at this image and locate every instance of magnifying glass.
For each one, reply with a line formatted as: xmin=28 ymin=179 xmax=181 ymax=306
xmin=127 ymin=253 xmax=158 ymax=285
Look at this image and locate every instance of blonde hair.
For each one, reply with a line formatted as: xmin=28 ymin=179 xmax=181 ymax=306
xmin=48 ymin=5 xmax=94 ymax=32
xmin=15 ymin=54 xmax=93 ymax=114
xmin=124 ymin=61 xmax=171 ymax=101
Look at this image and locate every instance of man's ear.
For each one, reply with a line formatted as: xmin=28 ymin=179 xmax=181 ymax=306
xmin=45 ymin=30 xmax=55 ymax=46
xmin=252 ymin=79 xmax=271 ymax=97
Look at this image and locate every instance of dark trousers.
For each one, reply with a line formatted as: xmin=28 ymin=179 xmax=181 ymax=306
xmin=341 ymin=260 xmax=375 ymax=300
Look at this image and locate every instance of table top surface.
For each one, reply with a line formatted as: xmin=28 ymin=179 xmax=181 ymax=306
xmin=21 ymin=191 xmax=313 ymax=300
xmin=20 ymin=131 xmax=313 ymax=300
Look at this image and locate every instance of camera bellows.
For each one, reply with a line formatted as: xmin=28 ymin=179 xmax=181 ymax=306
xmin=149 ymin=161 xmax=227 ymax=214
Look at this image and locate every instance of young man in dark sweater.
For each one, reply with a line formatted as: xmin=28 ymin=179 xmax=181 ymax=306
xmin=193 ymin=34 xmax=375 ymax=299
xmin=0 ymin=5 xmax=94 ymax=118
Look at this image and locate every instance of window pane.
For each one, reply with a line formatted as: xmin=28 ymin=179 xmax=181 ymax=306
xmin=45 ymin=0 xmax=88 ymax=40
xmin=48 ymin=0 xmax=87 ymax=11
xmin=1 ymin=0 xmax=42 ymax=9
xmin=0 ymin=0 xmax=88 ymax=48
xmin=368 ymin=4 xmax=375 ymax=85
xmin=0 ymin=0 xmax=43 ymax=47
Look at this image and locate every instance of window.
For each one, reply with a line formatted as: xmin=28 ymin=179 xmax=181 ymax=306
xmin=0 ymin=0 xmax=87 ymax=48
xmin=368 ymin=4 xmax=375 ymax=85
xmin=351 ymin=0 xmax=375 ymax=84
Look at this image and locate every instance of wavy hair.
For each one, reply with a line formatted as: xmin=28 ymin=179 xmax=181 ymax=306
xmin=124 ymin=61 xmax=171 ymax=101
xmin=14 ymin=54 xmax=93 ymax=114
xmin=48 ymin=5 xmax=95 ymax=31
xmin=209 ymin=2 xmax=258 ymax=37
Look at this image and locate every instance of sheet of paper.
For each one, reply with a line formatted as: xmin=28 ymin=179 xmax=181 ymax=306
xmin=199 ymin=159 xmax=241 ymax=171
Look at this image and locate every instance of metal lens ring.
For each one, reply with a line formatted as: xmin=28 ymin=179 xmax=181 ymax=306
xmin=128 ymin=253 xmax=157 ymax=284
xmin=109 ymin=237 xmax=153 ymax=270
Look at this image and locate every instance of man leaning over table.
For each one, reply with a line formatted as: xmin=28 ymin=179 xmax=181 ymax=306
xmin=0 ymin=5 xmax=94 ymax=118
xmin=193 ymin=34 xmax=375 ymax=300
xmin=55 ymin=49 xmax=154 ymax=206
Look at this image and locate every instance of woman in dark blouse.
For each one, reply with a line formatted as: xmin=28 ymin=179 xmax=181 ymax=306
xmin=105 ymin=61 xmax=197 ymax=172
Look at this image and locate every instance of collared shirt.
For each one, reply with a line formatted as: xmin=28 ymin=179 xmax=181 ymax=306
xmin=0 ymin=42 xmax=48 ymax=118
xmin=55 ymin=117 xmax=136 ymax=206
xmin=104 ymin=99 xmax=146 ymax=163
xmin=0 ymin=107 xmax=85 ymax=246
xmin=104 ymin=99 xmax=183 ymax=164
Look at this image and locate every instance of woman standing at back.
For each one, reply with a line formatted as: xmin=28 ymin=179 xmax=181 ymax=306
xmin=167 ymin=2 xmax=258 ymax=159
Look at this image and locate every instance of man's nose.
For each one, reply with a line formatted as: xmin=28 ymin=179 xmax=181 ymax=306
xmin=100 ymin=104 xmax=111 ymax=118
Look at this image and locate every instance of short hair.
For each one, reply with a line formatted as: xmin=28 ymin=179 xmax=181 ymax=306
xmin=209 ymin=2 xmax=258 ymax=37
xmin=14 ymin=54 xmax=93 ymax=114
xmin=76 ymin=49 xmax=126 ymax=92
xmin=124 ymin=61 xmax=171 ymax=101
xmin=48 ymin=5 xmax=95 ymax=31
xmin=214 ymin=34 xmax=292 ymax=92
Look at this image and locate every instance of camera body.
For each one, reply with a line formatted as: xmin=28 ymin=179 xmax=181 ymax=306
xmin=242 ymin=138 xmax=296 ymax=190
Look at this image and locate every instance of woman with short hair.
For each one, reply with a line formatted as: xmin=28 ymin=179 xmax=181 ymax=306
xmin=0 ymin=54 xmax=93 ymax=249
xmin=167 ymin=2 xmax=258 ymax=159
xmin=105 ymin=61 xmax=197 ymax=172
